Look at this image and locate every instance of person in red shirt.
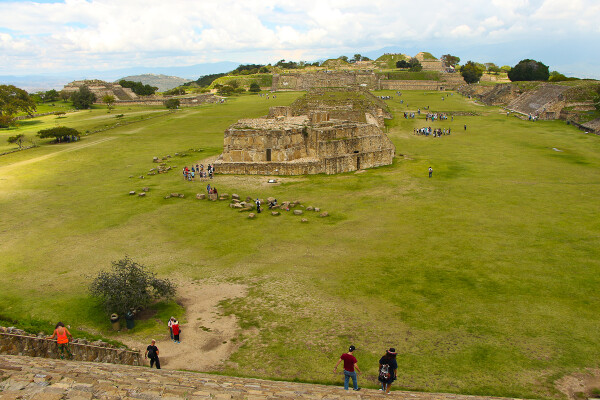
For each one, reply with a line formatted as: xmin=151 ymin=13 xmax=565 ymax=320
xmin=333 ymin=345 xmax=361 ymax=391
xmin=47 ymin=322 xmax=73 ymax=359
xmin=172 ymin=320 xmax=180 ymax=343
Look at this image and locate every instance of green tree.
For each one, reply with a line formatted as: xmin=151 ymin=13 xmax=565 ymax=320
xmin=408 ymin=57 xmax=423 ymax=72
xmin=249 ymin=82 xmax=261 ymax=92
xmin=508 ymin=59 xmax=550 ymax=82
xmin=353 ymin=54 xmax=362 ymax=62
xmin=118 ymin=80 xmax=158 ymax=96
xmin=228 ymin=80 xmax=239 ymax=89
xmin=164 ymin=98 xmax=180 ymax=109
xmin=593 ymin=86 xmax=600 ymax=112
xmin=460 ymin=61 xmax=484 ymax=84
xmin=441 ymin=54 xmax=460 ymax=67
xmin=338 ymin=55 xmax=349 ymax=62
xmin=7 ymin=133 xmax=27 ymax=149
xmin=485 ymin=63 xmax=501 ymax=74
xmin=59 ymin=90 xmax=71 ymax=102
xmin=102 ymin=94 xmax=116 ymax=111
xmin=89 ymin=256 xmax=176 ymax=317
xmin=44 ymin=89 xmax=59 ymax=103
xmin=38 ymin=126 xmax=81 ymax=143
xmin=0 ymin=85 xmax=36 ymax=127
xmin=71 ymin=86 xmax=96 ymax=109
xmin=396 ymin=59 xmax=410 ymax=69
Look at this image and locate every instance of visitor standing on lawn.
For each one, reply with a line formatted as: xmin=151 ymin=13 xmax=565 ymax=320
xmin=333 ymin=345 xmax=361 ymax=391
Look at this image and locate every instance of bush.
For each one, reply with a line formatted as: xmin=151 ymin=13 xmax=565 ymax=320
xmin=164 ymin=99 xmax=180 ymax=109
xmin=7 ymin=134 xmax=27 ymax=149
xmin=460 ymin=61 xmax=484 ymax=84
xmin=249 ymin=82 xmax=261 ymax=92
xmin=71 ymin=86 xmax=96 ymax=109
xmin=89 ymin=256 xmax=176 ymax=317
xmin=508 ymin=59 xmax=550 ymax=82
xmin=37 ymin=126 xmax=80 ymax=143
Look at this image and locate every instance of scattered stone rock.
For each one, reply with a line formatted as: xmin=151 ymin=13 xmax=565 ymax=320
xmin=196 ymin=193 xmax=206 ymax=200
xmin=139 ymin=175 xmax=144 ymax=179
xmin=232 ymin=194 xmax=240 ymax=200
xmin=164 ymin=195 xmax=171 ymax=199
xmin=138 ymin=193 xmax=146 ymax=197
xmin=178 ymin=194 xmax=184 ymax=198
xmin=271 ymin=211 xmax=280 ymax=216
xmin=153 ymin=157 xmax=159 ymax=162
xmin=246 ymin=196 xmax=252 ymax=202
xmin=267 ymin=197 xmax=276 ymax=203
xmin=220 ymin=194 xmax=229 ymax=200
xmin=232 ymin=203 xmax=243 ymax=208
xmin=248 ymin=213 xmax=256 ymax=219
xmin=129 ymin=175 xmax=133 ymax=178
xmin=306 ymin=206 xmax=314 ymax=211
xmin=142 ymin=187 xmax=149 ymax=192
xmin=319 ymin=211 xmax=329 ymax=217
xmin=315 ymin=208 xmax=320 ymax=212
xmin=129 ymin=191 xmax=136 ymax=195
xmin=301 ymin=218 xmax=308 ymax=223
xmin=231 ymin=199 xmax=240 ymax=203
xmin=293 ymin=210 xmax=303 ymax=215
xmin=170 ymin=193 xmax=179 ymax=197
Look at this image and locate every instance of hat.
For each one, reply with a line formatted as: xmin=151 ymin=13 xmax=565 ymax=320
xmin=387 ymin=348 xmax=396 ymax=355
xmin=349 ymin=345 xmax=356 ymax=352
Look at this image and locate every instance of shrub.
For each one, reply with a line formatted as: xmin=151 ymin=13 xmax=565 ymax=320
xmin=89 ymin=256 xmax=176 ymax=317
xmin=71 ymin=86 xmax=96 ymax=109
xmin=7 ymin=134 xmax=27 ymax=149
xmin=460 ymin=61 xmax=484 ymax=84
xmin=508 ymin=59 xmax=550 ymax=82
xmin=37 ymin=126 xmax=80 ymax=143
xmin=164 ymin=99 xmax=181 ymax=109
xmin=249 ymin=82 xmax=261 ymax=93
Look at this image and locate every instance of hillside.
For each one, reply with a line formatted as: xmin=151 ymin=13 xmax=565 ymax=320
xmin=117 ymin=74 xmax=191 ymax=92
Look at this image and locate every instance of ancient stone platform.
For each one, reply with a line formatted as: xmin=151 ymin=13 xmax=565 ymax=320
xmin=0 ymin=355 xmax=525 ymax=400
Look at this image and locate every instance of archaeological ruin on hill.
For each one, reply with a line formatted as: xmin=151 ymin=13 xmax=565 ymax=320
xmin=214 ymin=88 xmax=395 ymax=175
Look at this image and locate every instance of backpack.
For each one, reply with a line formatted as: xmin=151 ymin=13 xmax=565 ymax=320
xmin=379 ymin=363 xmax=390 ymax=380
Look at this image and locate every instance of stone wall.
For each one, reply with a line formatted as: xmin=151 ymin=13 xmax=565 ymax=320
xmin=380 ymin=80 xmax=445 ymax=90
xmin=0 ymin=330 xmax=141 ymax=366
xmin=273 ymin=71 xmax=380 ymax=91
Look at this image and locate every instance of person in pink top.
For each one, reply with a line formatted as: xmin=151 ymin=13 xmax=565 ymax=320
xmin=333 ymin=345 xmax=361 ymax=391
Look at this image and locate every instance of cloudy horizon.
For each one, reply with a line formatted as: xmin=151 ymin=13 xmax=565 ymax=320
xmin=0 ymin=0 xmax=598 ymax=80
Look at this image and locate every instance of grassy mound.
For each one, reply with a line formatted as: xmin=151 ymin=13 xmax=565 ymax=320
xmin=377 ymin=71 xmax=441 ymax=81
xmin=376 ymin=53 xmax=408 ymax=69
xmin=210 ymin=74 xmax=273 ymax=89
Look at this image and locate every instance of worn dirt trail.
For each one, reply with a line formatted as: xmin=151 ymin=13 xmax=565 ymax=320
xmin=119 ymin=281 xmax=247 ymax=371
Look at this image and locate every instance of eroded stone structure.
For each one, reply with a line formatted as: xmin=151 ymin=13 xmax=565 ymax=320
xmin=62 ymin=80 xmax=138 ymax=101
xmin=214 ymin=89 xmax=395 ymax=175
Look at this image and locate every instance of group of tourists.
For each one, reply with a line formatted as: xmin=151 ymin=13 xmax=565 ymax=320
xmin=528 ymin=114 xmax=539 ymax=121
xmin=183 ymin=164 xmax=214 ymax=181
xmin=206 ymin=184 xmax=218 ymax=196
xmin=414 ymin=127 xmax=451 ymax=137
xmin=334 ymin=345 xmax=398 ymax=394
xmin=378 ymin=95 xmax=393 ymax=100
xmin=258 ymin=93 xmax=277 ymax=99
xmin=425 ymin=112 xmax=451 ymax=122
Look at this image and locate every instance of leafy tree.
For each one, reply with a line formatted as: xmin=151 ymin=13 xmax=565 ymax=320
xmin=184 ymin=73 xmax=226 ymax=88
xmin=164 ymin=87 xmax=186 ymax=96
xmin=460 ymin=61 xmax=484 ymax=84
xmin=89 ymin=256 xmax=176 ymax=317
xmin=508 ymin=59 xmax=550 ymax=82
xmin=102 ymin=94 xmax=116 ymax=111
xmin=485 ymin=63 xmax=501 ymax=74
xmin=59 ymin=90 xmax=71 ymax=102
xmin=43 ymin=89 xmax=59 ymax=103
xmin=441 ymin=54 xmax=460 ymax=67
xmin=259 ymin=66 xmax=269 ymax=73
xmin=7 ymin=134 xmax=27 ymax=149
xmin=118 ymin=80 xmax=158 ymax=96
xmin=164 ymin=98 xmax=180 ymax=109
xmin=249 ymin=82 xmax=261 ymax=93
xmin=361 ymin=56 xmax=371 ymax=61
xmin=217 ymin=85 xmax=235 ymax=96
xmin=37 ymin=126 xmax=80 ymax=143
xmin=353 ymin=54 xmax=362 ymax=62
xmin=396 ymin=59 xmax=410 ymax=69
xmin=54 ymin=111 xmax=66 ymax=118
xmin=228 ymin=80 xmax=239 ymax=89
xmin=338 ymin=55 xmax=349 ymax=62
xmin=0 ymin=85 xmax=36 ymax=127
xmin=500 ymin=65 xmax=511 ymax=73
xmin=71 ymin=86 xmax=96 ymax=109
xmin=408 ymin=57 xmax=423 ymax=72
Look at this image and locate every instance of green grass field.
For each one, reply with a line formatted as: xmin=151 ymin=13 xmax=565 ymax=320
xmin=1 ymin=90 xmax=599 ymax=399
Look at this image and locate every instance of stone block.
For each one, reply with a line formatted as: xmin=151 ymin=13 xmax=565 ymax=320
xmin=293 ymin=210 xmax=303 ymax=215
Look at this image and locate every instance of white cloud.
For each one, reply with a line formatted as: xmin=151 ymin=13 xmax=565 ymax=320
xmin=0 ymin=0 xmax=597 ymax=77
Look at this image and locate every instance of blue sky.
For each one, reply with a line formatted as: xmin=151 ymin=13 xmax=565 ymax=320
xmin=0 ymin=0 xmax=598 ymax=79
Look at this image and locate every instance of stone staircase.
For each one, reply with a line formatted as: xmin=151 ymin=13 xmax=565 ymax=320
xmin=0 ymin=355 xmax=524 ymax=400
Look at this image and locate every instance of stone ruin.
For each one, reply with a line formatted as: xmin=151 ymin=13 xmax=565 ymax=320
xmin=62 ymin=79 xmax=138 ymax=101
xmin=213 ymin=88 xmax=395 ymax=175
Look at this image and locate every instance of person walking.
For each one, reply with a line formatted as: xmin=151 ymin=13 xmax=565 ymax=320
xmin=378 ymin=348 xmax=398 ymax=394
xmin=145 ymin=339 xmax=160 ymax=369
xmin=172 ymin=320 xmax=181 ymax=343
xmin=333 ymin=345 xmax=361 ymax=391
xmin=167 ymin=317 xmax=174 ymax=341
xmin=428 ymin=166 xmax=433 ymax=178
xmin=255 ymin=198 xmax=261 ymax=213
xmin=47 ymin=322 xmax=73 ymax=359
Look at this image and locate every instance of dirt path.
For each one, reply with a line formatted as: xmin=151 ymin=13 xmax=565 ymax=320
xmin=118 ymin=280 xmax=247 ymax=371
xmin=0 ymin=136 xmax=117 ymax=171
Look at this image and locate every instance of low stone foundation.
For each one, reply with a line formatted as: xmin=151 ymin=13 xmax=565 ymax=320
xmin=0 ymin=331 xmax=141 ymax=366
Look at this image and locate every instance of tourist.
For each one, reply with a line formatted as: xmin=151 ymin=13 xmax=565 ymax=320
xmin=429 ymin=166 xmax=433 ymax=178
xmin=172 ymin=320 xmax=180 ymax=343
xmin=47 ymin=322 xmax=73 ymax=359
xmin=190 ymin=169 xmax=195 ymax=181
xmin=378 ymin=348 xmax=398 ymax=394
xmin=145 ymin=339 xmax=160 ymax=369
xmin=333 ymin=345 xmax=361 ymax=391
xmin=256 ymin=198 xmax=261 ymax=213
xmin=168 ymin=317 xmax=174 ymax=341
xmin=464 ymin=124 xmax=467 ymax=130
xmin=206 ymin=184 xmax=211 ymax=194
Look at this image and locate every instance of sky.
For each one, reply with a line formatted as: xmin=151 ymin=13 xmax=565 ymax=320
xmin=0 ymin=0 xmax=598 ymax=79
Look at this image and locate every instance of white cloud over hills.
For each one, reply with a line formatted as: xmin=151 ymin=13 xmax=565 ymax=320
xmin=0 ymin=0 xmax=598 ymax=78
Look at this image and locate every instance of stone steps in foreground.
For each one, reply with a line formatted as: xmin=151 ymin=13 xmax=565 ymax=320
xmin=0 ymin=355 xmax=525 ymax=400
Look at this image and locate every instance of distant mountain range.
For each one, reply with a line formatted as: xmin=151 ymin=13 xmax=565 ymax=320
xmin=118 ymin=74 xmax=192 ymax=92
xmin=0 ymin=61 xmax=239 ymax=92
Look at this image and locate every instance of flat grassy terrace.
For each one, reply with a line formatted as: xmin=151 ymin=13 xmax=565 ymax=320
xmin=1 ymin=90 xmax=599 ymax=399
